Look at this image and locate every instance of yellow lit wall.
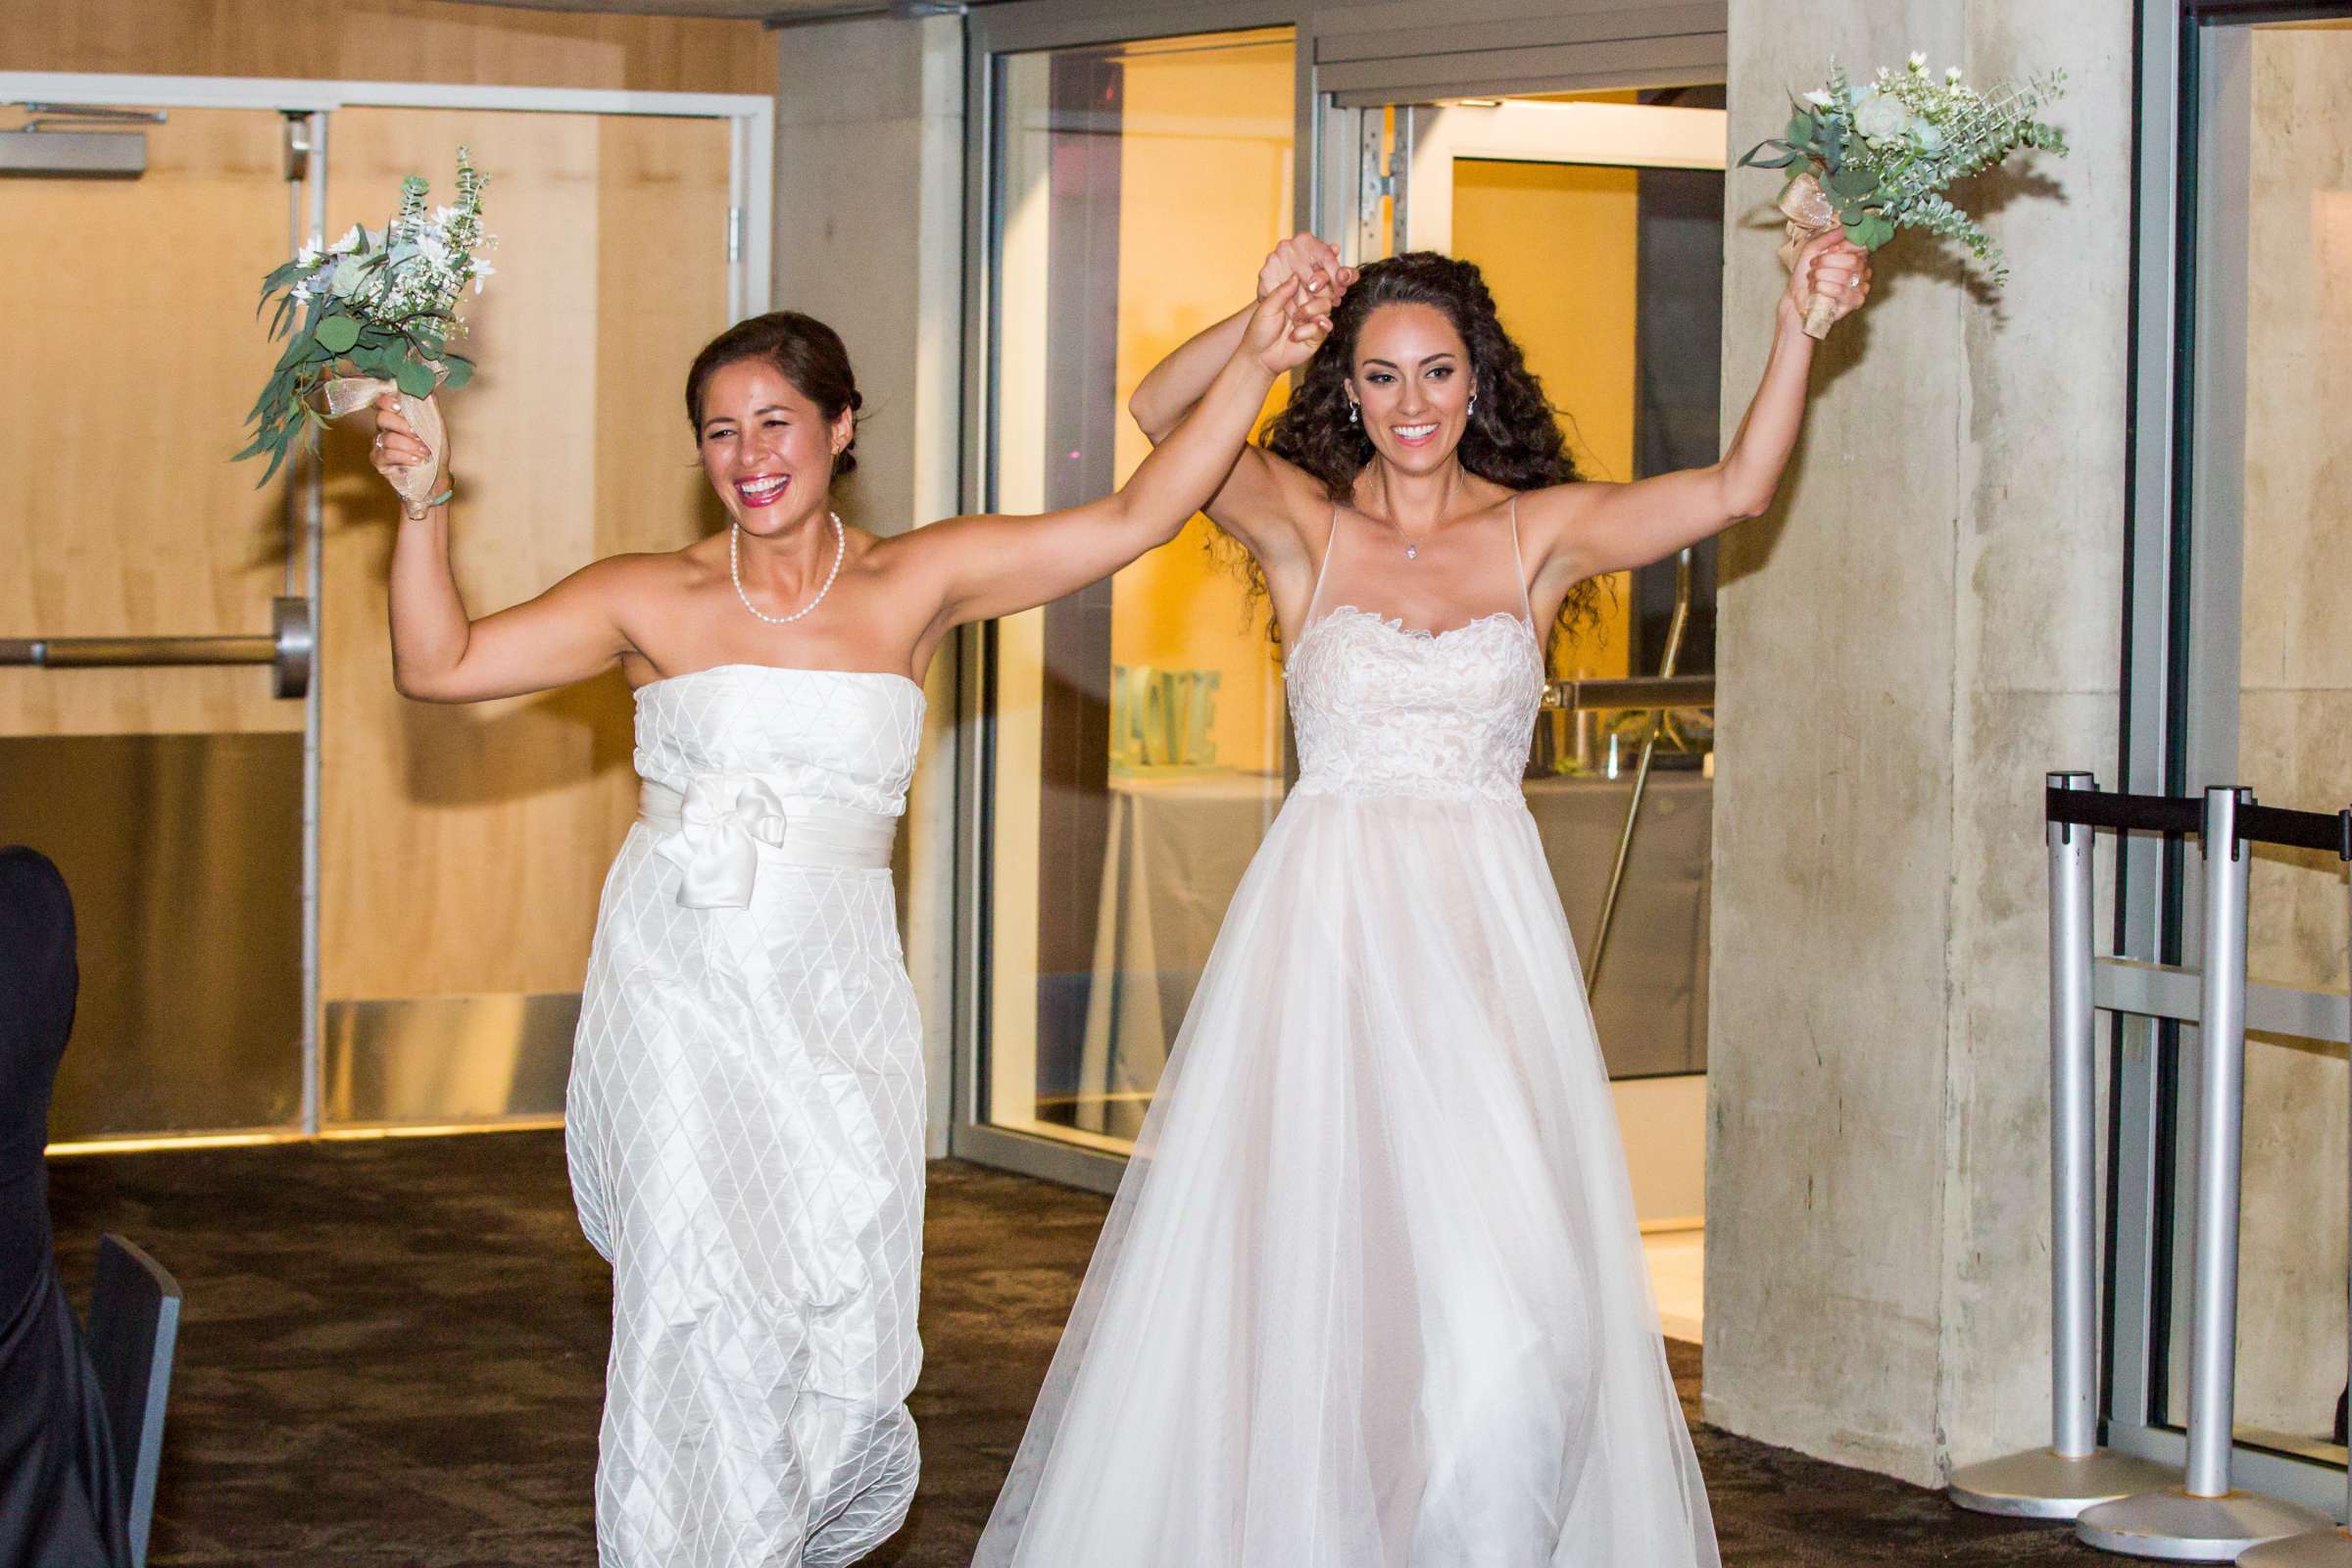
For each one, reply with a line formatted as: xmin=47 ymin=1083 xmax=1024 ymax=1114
xmin=1107 ymin=38 xmax=1297 ymax=774
xmin=1451 ymin=158 xmax=1639 ymax=680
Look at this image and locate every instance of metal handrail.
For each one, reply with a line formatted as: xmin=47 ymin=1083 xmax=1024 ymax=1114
xmin=1543 ymin=672 xmax=1715 ymax=712
xmin=0 ymin=597 xmax=312 ymax=698
xmin=1585 ymin=549 xmax=1698 ymax=986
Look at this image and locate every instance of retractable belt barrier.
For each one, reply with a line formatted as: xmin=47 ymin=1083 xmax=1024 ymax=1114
xmin=1948 ymin=777 xmax=2352 ymax=1564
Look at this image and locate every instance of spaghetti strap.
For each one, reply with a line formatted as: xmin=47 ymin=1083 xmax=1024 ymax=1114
xmin=1303 ymin=504 xmax=1342 ymax=627
xmin=1507 ymin=494 xmax=1534 ymax=625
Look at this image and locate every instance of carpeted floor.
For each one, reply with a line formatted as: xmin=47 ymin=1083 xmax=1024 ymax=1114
xmin=45 ymin=1130 xmax=2104 ymax=1566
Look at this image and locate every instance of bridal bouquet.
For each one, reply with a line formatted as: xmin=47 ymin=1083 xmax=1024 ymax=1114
xmin=238 ymin=147 xmax=492 ymax=510
xmin=1739 ymin=56 xmax=2066 ymax=336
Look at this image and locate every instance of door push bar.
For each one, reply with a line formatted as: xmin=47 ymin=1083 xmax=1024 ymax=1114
xmin=0 ymin=596 xmax=313 ymax=699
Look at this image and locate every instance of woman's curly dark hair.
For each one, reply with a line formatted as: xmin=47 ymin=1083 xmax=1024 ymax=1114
xmin=1236 ymin=249 xmax=1599 ymax=644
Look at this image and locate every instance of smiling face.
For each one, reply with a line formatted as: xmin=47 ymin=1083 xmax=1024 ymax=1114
xmin=1348 ymin=301 xmax=1475 ymax=476
xmin=695 ymin=357 xmax=852 ymax=535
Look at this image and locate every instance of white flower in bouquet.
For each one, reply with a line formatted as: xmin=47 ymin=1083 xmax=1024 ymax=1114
xmin=237 ymin=147 xmax=493 ymax=486
xmin=1853 ymin=90 xmax=1912 ymax=145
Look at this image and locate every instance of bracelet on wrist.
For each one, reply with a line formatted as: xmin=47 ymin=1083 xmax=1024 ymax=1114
xmin=403 ymin=479 xmax=454 ymax=521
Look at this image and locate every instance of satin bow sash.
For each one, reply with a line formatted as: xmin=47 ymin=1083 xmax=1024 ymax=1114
xmin=640 ymin=775 xmax=897 ymax=907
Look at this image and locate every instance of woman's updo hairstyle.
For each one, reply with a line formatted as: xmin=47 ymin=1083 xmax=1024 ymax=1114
xmin=684 ymin=311 xmax=863 ymax=477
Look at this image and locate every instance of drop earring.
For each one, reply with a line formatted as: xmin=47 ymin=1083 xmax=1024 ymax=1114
xmin=1348 ymin=401 xmax=1359 ymax=425
xmin=1467 ymin=392 xmax=1478 ymax=417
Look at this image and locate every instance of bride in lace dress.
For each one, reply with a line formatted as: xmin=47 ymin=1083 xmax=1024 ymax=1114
xmin=976 ymin=232 xmax=1871 ymax=1566
xmin=366 ymin=283 xmax=1331 ymax=1568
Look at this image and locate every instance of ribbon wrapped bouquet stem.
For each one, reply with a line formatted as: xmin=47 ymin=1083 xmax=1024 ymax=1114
xmin=1775 ymin=172 xmax=1846 ymax=340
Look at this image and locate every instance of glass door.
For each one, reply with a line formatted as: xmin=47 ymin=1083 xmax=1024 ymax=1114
xmin=957 ymin=24 xmax=1301 ymax=1187
xmin=1383 ymin=92 xmax=1727 ymax=1244
xmin=2108 ymin=0 xmax=2352 ymax=1515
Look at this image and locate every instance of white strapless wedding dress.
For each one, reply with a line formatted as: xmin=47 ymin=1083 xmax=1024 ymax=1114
xmin=565 ymin=664 xmax=927 ymax=1568
xmin=976 ymin=597 xmax=1720 ymax=1565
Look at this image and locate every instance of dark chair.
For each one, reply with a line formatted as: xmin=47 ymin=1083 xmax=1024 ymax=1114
xmin=84 ymin=1235 xmax=182 ymax=1568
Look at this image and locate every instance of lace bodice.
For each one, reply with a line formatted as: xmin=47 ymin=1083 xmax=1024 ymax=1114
xmin=1284 ymin=607 xmax=1544 ymax=805
xmin=631 ymin=663 xmax=924 ymax=816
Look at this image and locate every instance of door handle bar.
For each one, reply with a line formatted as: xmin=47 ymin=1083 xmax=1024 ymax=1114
xmin=0 ymin=596 xmax=313 ymax=698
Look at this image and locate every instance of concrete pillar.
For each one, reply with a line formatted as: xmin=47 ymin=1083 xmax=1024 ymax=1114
xmin=774 ymin=16 xmax=965 ymax=1155
xmin=1704 ymin=0 xmax=2133 ymax=1485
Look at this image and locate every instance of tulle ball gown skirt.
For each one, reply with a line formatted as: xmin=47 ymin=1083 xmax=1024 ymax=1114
xmin=976 ymin=788 xmax=1721 ymax=1567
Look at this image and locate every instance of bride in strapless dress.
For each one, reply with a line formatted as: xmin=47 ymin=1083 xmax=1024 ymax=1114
xmin=975 ymin=231 xmax=1871 ymax=1566
xmin=366 ymin=284 xmax=1332 ymax=1568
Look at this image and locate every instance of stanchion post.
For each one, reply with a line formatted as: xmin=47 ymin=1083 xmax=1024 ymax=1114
xmin=1949 ymin=772 xmax=2180 ymax=1518
xmin=2234 ymin=809 xmax=2352 ymax=1567
xmin=2189 ymin=785 xmax=2255 ymax=1499
xmin=2054 ymin=770 xmax=2102 ymax=1460
xmin=2080 ymin=787 xmax=2334 ymax=1558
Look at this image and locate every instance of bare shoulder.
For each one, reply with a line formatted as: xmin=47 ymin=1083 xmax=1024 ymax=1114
xmin=570 ymin=545 xmax=713 ymax=600
xmin=1510 ymin=477 xmax=1609 ymax=579
xmin=855 ymin=515 xmax=976 ymax=586
xmin=1509 ymin=475 xmax=1601 ymax=533
xmin=821 ymin=521 xmax=973 ymax=627
xmin=1210 ymin=441 xmax=1334 ymax=569
xmin=1259 ymin=440 xmax=1336 ymax=523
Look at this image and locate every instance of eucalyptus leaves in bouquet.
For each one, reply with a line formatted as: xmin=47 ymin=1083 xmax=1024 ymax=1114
xmin=1740 ymin=56 xmax=2065 ymax=336
xmin=239 ymin=147 xmax=492 ymax=509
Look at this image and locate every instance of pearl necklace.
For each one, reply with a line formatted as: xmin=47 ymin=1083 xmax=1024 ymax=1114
xmin=730 ymin=512 xmax=844 ymax=625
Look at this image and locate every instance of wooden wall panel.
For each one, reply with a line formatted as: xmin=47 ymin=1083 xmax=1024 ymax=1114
xmin=592 ymin=114 xmax=738 ymax=560
xmin=0 ymin=0 xmax=775 ymax=97
xmin=318 ymin=107 xmax=729 ymax=1002
xmin=0 ymin=107 xmax=305 ymax=737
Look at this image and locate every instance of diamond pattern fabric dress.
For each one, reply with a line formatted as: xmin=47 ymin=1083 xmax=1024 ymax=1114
xmin=976 ymin=509 xmax=1720 ymax=1566
xmin=566 ymin=664 xmax=927 ymax=1568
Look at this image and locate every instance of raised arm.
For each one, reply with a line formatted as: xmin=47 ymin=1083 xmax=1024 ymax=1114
xmin=1524 ymin=230 xmax=1872 ymax=593
xmin=1130 ymin=233 xmax=1350 ymax=442
xmin=1126 ymin=232 xmax=1352 ymax=571
xmin=373 ymin=395 xmax=632 ymax=703
xmin=905 ymin=280 xmax=1329 ymax=637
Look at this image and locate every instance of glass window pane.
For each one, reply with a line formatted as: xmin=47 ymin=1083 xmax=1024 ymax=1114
xmin=2197 ymin=14 xmax=2352 ymax=1459
xmin=2152 ymin=14 xmax=2352 ymax=1460
xmin=983 ymin=29 xmax=1297 ymax=1152
xmin=1448 ymin=133 xmax=1724 ymax=1085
